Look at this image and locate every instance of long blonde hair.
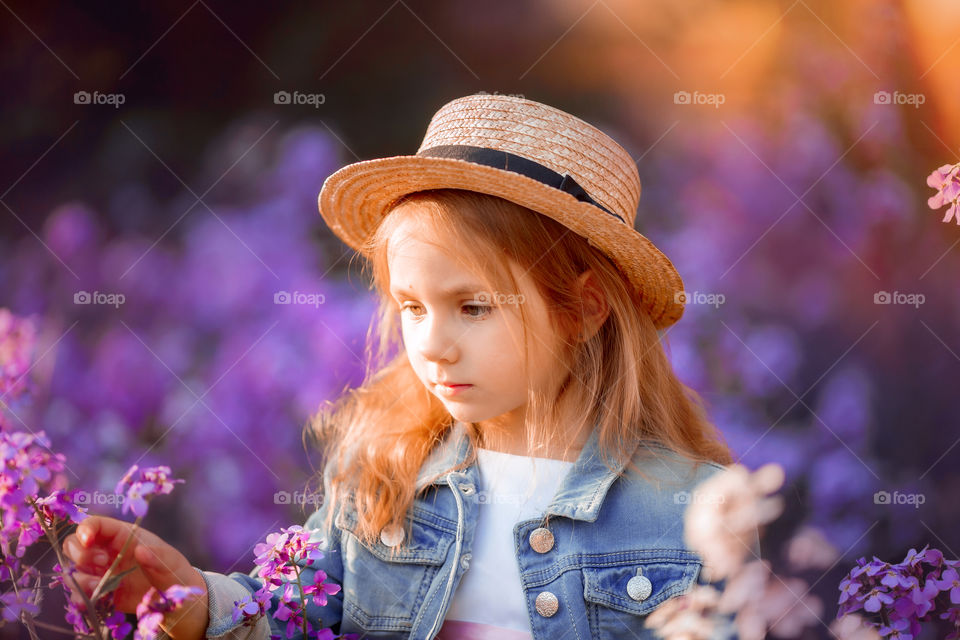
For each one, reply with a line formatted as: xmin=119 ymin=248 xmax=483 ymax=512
xmin=305 ymin=189 xmax=732 ymax=547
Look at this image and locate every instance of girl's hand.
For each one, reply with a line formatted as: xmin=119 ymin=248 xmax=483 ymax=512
xmin=60 ymin=514 xmax=209 ymax=640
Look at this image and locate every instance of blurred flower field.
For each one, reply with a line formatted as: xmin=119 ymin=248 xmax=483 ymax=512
xmin=2 ymin=0 xmax=959 ymax=637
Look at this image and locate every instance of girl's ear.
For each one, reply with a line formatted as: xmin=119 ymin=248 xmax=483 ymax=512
xmin=574 ymin=270 xmax=610 ymax=342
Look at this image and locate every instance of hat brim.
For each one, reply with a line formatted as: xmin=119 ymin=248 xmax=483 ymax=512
xmin=317 ymin=155 xmax=685 ymax=329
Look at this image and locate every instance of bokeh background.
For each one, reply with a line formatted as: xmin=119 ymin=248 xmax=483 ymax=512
xmin=2 ymin=1 xmax=959 ymax=637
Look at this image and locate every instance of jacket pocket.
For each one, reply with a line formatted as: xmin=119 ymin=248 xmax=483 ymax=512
xmin=582 ymin=556 xmax=701 ymax=637
xmin=336 ymin=505 xmax=455 ymax=633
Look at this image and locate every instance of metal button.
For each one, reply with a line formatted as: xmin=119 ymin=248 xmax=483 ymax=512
xmin=379 ymin=524 xmax=404 ymax=547
xmin=535 ymin=591 xmax=559 ymax=617
xmin=529 ymin=527 xmax=554 ymax=553
xmin=626 ymin=567 xmax=653 ymax=602
xmin=460 ymin=484 xmax=476 ymax=496
xmin=460 ymin=553 xmax=472 ymax=571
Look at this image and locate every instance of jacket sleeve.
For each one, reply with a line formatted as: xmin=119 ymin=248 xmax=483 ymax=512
xmin=197 ymin=465 xmax=345 ymax=639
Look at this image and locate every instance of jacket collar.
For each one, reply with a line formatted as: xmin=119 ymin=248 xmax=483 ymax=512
xmin=415 ymin=419 xmax=639 ymax=523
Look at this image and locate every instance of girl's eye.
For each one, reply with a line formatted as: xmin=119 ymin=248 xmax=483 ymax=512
xmin=462 ymin=304 xmax=491 ymax=319
xmin=399 ymin=303 xmax=424 ymax=317
xmin=398 ymin=303 xmax=491 ymax=319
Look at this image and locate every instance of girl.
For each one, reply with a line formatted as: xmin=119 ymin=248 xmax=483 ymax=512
xmin=62 ymin=93 xmax=753 ymax=640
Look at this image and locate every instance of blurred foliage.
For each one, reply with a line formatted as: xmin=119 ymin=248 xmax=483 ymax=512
xmin=1 ymin=1 xmax=958 ymax=637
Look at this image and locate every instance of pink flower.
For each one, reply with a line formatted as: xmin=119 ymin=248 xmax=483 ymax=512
xmin=762 ymin=576 xmax=824 ymax=638
xmin=303 ymin=569 xmax=341 ymax=607
xmin=785 ymin=525 xmax=839 ymax=571
xmin=684 ymin=463 xmax=784 ymax=580
xmin=926 ymin=163 xmax=960 ymax=224
xmin=115 ymin=464 xmax=184 ymax=518
xmin=0 ymin=309 xmax=37 ymax=401
xmin=716 ymin=560 xmax=823 ymax=640
xmin=830 ymin=613 xmax=883 ymax=640
xmin=645 ymin=584 xmax=721 ymax=639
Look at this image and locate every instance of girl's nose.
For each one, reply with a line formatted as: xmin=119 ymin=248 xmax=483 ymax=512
xmin=417 ymin=316 xmax=460 ymax=363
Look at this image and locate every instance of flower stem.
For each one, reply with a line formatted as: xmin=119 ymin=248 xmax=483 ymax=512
xmin=90 ymin=514 xmax=144 ymax=603
xmin=21 ymin=616 xmax=97 ymax=638
xmin=28 ymin=497 xmax=104 ymax=638
xmin=294 ymin=563 xmax=308 ymax=639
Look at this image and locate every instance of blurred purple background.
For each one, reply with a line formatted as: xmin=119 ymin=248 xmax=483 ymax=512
xmin=1 ymin=1 xmax=959 ymax=637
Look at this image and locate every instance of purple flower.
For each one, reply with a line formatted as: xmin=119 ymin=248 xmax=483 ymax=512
xmin=881 ymin=567 xmax=912 ymax=589
xmin=115 ymin=464 xmax=184 ymax=517
xmin=0 ymin=589 xmax=41 ymax=622
xmin=63 ymin=595 xmax=92 ymax=635
xmin=839 ymin=546 xmax=960 ymax=639
xmin=34 ymin=489 xmax=89 ymax=526
xmin=934 ymin=568 xmax=960 ymax=605
xmin=274 ymin=597 xmax=305 ymax=639
xmin=864 ymin=588 xmax=894 ymax=612
xmin=1 ymin=430 xmax=64 ymax=497
xmin=902 ymin=545 xmax=943 ymax=569
xmin=134 ymin=584 xmax=204 ymax=640
xmin=939 ymin=606 xmax=960 ymax=640
xmin=232 ymin=585 xmax=272 ymax=625
xmin=303 ymin=569 xmax=341 ymax=607
xmin=236 ymin=524 xmax=342 ymax=638
xmin=839 ymin=575 xmax=863 ymax=607
xmin=0 ymin=308 xmax=37 ymax=401
xmin=252 ymin=525 xmax=326 ymax=588
xmin=878 ymin=616 xmax=914 ymax=639
xmin=1 ymin=429 xmax=70 ymax=557
xmin=103 ymin=608 xmax=133 ymax=639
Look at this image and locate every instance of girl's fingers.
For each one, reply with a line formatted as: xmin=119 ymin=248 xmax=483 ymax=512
xmin=134 ymin=540 xmax=200 ymax=590
xmin=74 ymin=514 xmax=107 ymax=547
xmin=76 ymin=514 xmax=165 ymax=552
xmin=64 ymin=569 xmax=101 ymax=602
xmin=62 ymin=533 xmax=111 ymax=570
xmin=76 ymin=514 xmax=136 ymax=549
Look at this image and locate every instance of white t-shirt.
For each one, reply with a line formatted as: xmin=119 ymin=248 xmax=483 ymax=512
xmin=436 ymin=448 xmax=574 ymax=640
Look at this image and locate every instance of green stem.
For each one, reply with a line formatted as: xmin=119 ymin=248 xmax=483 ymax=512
xmin=294 ymin=562 xmax=308 ymax=640
xmin=90 ymin=513 xmax=144 ymax=603
xmin=879 ymin=608 xmax=890 ymax=628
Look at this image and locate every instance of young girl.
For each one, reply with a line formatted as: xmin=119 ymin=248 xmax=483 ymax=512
xmin=62 ymin=93 xmax=753 ymax=640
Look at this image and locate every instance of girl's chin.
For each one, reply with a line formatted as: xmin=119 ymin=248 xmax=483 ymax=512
xmin=443 ymin=404 xmax=498 ymax=424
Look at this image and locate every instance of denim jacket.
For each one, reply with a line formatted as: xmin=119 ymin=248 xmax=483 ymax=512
xmin=194 ymin=421 xmax=756 ymax=639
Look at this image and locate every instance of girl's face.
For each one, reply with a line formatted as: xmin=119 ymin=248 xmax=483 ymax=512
xmin=386 ymin=214 xmax=570 ymax=436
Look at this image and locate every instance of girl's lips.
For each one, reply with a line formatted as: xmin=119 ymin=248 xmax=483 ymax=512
xmin=435 ymin=382 xmax=472 ymax=396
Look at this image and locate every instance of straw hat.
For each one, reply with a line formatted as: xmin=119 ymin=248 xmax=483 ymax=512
xmin=317 ymin=92 xmax=685 ymax=330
